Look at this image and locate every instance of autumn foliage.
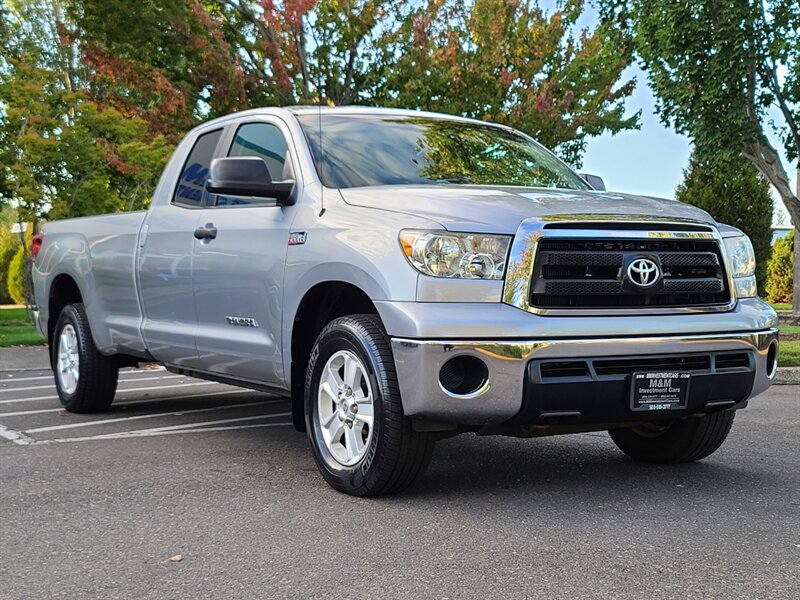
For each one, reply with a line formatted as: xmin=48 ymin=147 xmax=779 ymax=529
xmin=0 ymin=0 xmax=638 ymax=221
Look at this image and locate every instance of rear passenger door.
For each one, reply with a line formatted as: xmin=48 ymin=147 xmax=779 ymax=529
xmin=190 ymin=118 xmax=301 ymax=385
xmin=138 ymin=127 xmax=224 ymax=366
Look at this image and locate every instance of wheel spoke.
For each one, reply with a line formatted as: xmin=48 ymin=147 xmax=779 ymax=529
xmin=322 ymin=414 xmax=344 ymax=443
xmin=325 ymin=365 xmax=343 ymax=392
xmin=354 ymin=403 xmax=374 ymax=423
xmin=344 ymin=425 xmax=364 ymax=459
xmin=319 ymin=380 xmax=338 ymax=404
xmin=343 ymin=354 xmax=359 ymax=389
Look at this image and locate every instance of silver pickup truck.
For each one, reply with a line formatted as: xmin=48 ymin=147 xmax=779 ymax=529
xmin=32 ymin=106 xmax=779 ymax=496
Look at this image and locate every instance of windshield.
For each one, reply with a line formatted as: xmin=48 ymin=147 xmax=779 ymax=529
xmin=296 ymin=114 xmax=589 ymax=190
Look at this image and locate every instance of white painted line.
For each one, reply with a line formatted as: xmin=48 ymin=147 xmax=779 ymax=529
xmin=1 ymin=367 xmax=167 ymax=383
xmin=0 ymin=423 xmax=35 ymax=446
xmin=0 ymin=374 xmax=184 ymax=394
xmin=24 ymin=400 xmax=285 ymax=433
xmin=45 ymin=420 xmax=292 ymax=444
xmin=0 ymin=388 xmax=258 ymax=417
xmin=0 ymin=381 xmax=222 ymax=405
xmin=2 ymin=374 xmax=55 ymax=383
xmin=43 ymin=412 xmax=292 ymax=443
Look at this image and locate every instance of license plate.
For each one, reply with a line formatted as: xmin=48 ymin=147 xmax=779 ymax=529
xmin=630 ymin=372 xmax=691 ymax=412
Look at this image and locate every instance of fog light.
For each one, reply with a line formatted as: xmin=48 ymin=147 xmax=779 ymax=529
xmin=766 ymin=341 xmax=778 ymax=379
xmin=438 ymin=355 xmax=490 ymax=398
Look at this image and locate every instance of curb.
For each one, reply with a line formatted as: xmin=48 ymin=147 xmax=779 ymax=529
xmin=774 ymin=366 xmax=800 ymax=385
xmin=0 ymin=345 xmax=49 ymax=371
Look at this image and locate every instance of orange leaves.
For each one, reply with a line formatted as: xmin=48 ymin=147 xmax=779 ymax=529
xmin=83 ymin=46 xmax=188 ymax=141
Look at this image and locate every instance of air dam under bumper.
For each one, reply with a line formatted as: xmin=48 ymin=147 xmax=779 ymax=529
xmin=391 ymin=330 xmax=779 ymax=426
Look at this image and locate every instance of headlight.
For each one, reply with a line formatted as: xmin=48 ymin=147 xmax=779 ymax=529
xmin=723 ymin=235 xmax=757 ymax=298
xmin=724 ymin=235 xmax=755 ymax=278
xmin=399 ymin=230 xmax=511 ymax=279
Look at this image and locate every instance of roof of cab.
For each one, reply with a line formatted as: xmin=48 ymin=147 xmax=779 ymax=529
xmin=191 ymin=105 xmax=492 ymax=134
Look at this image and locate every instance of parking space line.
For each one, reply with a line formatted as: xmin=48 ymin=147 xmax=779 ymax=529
xmin=0 ymin=424 xmax=35 ymax=445
xmin=42 ymin=412 xmax=293 ymax=443
xmin=0 ymin=381 xmax=220 ymax=405
xmin=0 ymin=375 xmax=184 ymax=394
xmin=46 ymin=420 xmax=292 ymax=444
xmin=24 ymin=399 xmax=286 ymax=433
xmin=0 ymin=388 xmax=256 ymax=417
xmin=1 ymin=367 xmax=167 ymax=384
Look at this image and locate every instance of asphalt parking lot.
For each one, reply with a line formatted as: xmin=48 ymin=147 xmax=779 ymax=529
xmin=0 ymin=362 xmax=798 ymax=599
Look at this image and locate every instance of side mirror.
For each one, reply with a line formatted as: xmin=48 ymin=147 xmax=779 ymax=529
xmin=206 ymin=157 xmax=295 ymax=205
xmin=580 ymin=173 xmax=606 ymax=191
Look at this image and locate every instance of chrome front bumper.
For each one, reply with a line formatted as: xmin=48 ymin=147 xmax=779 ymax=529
xmin=391 ymin=329 xmax=779 ymax=425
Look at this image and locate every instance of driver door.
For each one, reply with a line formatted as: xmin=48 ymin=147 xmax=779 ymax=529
xmin=190 ymin=119 xmax=300 ymax=385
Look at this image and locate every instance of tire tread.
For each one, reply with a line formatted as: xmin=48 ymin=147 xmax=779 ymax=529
xmin=609 ymin=410 xmax=735 ymax=464
xmin=306 ymin=314 xmax=434 ymax=496
xmin=53 ymin=303 xmax=118 ymax=413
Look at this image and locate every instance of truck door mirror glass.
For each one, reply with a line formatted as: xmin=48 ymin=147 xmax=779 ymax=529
xmin=206 ymin=157 xmax=295 ymax=205
xmin=579 ymin=173 xmax=606 ymax=191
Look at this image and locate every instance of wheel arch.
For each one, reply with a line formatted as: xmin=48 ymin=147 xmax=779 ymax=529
xmin=288 ymin=281 xmax=380 ymax=431
xmin=48 ymin=274 xmax=84 ymax=350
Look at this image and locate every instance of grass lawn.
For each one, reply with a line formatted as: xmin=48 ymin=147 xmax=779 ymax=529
xmin=779 ymin=340 xmax=800 ymax=368
xmin=0 ymin=307 xmax=44 ymax=347
xmin=771 ymin=302 xmax=792 ymax=311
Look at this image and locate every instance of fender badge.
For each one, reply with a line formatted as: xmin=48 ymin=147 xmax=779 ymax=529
xmin=226 ymin=316 xmax=259 ymax=328
xmin=288 ymin=231 xmax=307 ymax=245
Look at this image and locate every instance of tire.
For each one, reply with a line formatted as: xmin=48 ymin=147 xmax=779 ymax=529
xmin=52 ymin=303 xmax=118 ymax=413
xmin=609 ymin=410 xmax=736 ymax=463
xmin=305 ymin=314 xmax=435 ymax=496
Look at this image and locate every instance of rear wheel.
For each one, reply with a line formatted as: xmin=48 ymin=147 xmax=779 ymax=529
xmin=305 ymin=314 xmax=435 ymax=496
xmin=609 ymin=410 xmax=736 ymax=463
xmin=52 ymin=303 xmax=118 ymax=413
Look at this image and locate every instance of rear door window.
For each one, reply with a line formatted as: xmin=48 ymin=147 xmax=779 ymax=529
xmin=173 ymin=128 xmax=223 ymax=207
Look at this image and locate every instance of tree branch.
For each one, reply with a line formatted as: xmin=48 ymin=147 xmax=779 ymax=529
xmin=742 ymin=137 xmax=800 ymax=227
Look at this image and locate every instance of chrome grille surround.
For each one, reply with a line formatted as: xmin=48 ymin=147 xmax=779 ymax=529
xmin=502 ymin=218 xmax=738 ymax=316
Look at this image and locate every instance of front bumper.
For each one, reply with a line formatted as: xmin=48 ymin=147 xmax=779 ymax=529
xmin=391 ymin=329 xmax=779 ymax=426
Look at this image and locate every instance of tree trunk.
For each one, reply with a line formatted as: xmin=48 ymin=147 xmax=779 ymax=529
xmin=794 ymin=171 xmax=800 ymax=315
xmin=794 ymin=227 xmax=800 ymax=315
xmin=742 ymin=145 xmax=799 ymax=313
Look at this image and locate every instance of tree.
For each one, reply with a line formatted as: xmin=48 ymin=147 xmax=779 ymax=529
xmin=601 ymin=0 xmax=800 ymax=313
xmin=766 ymin=230 xmax=794 ymax=303
xmin=380 ymin=0 xmax=638 ymax=165
xmin=676 ymin=152 xmax=774 ymax=291
xmin=0 ymin=2 xmax=173 ymax=222
xmin=0 ymin=56 xmax=171 ymax=221
xmin=1 ymin=0 xmax=639 ymax=224
xmin=59 ymin=1 xmax=640 ymax=165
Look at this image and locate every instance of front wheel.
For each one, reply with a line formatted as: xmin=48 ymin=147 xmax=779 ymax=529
xmin=52 ymin=303 xmax=118 ymax=413
xmin=609 ymin=410 xmax=736 ymax=463
xmin=305 ymin=314 xmax=435 ymax=496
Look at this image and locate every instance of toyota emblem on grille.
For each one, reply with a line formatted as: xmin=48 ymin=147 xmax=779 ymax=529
xmin=627 ymin=258 xmax=661 ymax=288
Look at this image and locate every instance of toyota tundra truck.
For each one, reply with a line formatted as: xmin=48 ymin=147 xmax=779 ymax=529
xmin=31 ymin=106 xmax=780 ymax=496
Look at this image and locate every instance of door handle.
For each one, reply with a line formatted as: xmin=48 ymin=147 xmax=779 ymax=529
xmin=194 ymin=223 xmax=218 ymax=240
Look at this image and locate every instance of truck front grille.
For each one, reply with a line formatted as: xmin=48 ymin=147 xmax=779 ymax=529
xmin=529 ymin=238 xmax=730 ymax=309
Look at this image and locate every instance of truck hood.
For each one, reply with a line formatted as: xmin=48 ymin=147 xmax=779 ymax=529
xmin=339 ymin=185 xmax=717 ymax=233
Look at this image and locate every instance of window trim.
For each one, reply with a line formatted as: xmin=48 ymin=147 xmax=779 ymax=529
xmin=171 ymin=127 xmax=225 ymax=209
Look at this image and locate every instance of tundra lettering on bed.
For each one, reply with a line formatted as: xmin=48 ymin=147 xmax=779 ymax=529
xmin=32 ymin=107 xmax=779 ymax=496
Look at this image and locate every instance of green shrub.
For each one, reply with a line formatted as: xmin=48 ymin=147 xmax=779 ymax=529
xmin=765 ymin=230 xmax=794 ymax=304
xmin=0 ymin=210 xmax=22 ymax=304
xmin=6 ymin=246 xmax=27 ymax=305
